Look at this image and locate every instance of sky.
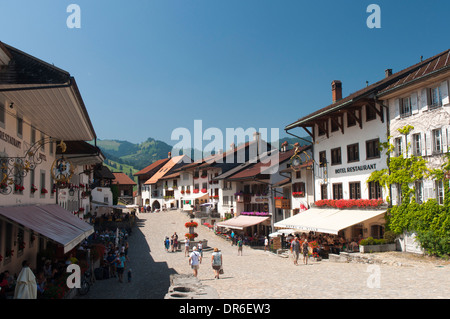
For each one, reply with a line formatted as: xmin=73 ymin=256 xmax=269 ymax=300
xmin=0 ymin=0 xmax=449 ymax=146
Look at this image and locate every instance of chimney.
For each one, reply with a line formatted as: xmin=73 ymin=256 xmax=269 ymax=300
xmin=385 ymin=69 xmax=392 ymax=78
xmin=332 ymin=80 xmax=342 ymax=103
xmin=168 ymin=152 xmax=171 ymax=159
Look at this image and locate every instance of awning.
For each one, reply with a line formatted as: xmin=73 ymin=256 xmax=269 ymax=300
xmin=0 ymin=204 xmax=94 ymax=253
xmin=216 ymin=215 xmax=270 ymax=230
xmin=274 ymin=208 xmax=386 ymax=235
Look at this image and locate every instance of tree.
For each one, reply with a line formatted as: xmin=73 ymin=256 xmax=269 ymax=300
xmin=368 ymin=125 xmax=450 ymax=257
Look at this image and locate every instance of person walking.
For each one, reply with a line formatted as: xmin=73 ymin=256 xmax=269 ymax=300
xmin=170 ymin=235 xmax=174 ymax=252
xmin=188 ymin=246 xmax=202 ymax=277
xmin=211 ymin=248 xmax=223 ymax=279
xmin=185 ymin=237 xmax=190 ymax=257
xmin=164 ymin=236 xmax=170 ymax=252
xmin=302 ymin=238 xmax=309 ymax=265
xmin=264 ymin=236 xmax=269 ymax=252
xmin=237 ymin=237 xmax=243 ymax=256
xmin=291 ymin=237 xmax=300 ymax=265
xmin=174 ymin=233 xmax=179 ymax=252
xmin=230 ymin=231 xmax=235 ymax=246
xmin=116 ymin=253 xmax=127 ymax=283
xmin=197 ymin=242 xmax=203 ymax=259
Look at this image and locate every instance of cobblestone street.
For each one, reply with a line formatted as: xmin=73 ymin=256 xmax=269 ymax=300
xmin=81 ymin=210 xmax=450 ymax=299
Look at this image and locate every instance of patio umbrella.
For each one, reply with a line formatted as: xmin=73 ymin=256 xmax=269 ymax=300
xmin=200 ymin=202 xmax=214 ymax=206
xmin=14 ymin=266 xmax=37 ymax=299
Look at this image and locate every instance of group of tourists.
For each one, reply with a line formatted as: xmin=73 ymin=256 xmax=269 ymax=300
xmin=187 ymin=246 xmax=223 ymax=280
xmin=164 ymin=232 xmax=180 ymax=252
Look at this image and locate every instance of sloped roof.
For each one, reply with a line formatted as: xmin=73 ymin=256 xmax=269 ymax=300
xmin=285 ymin=48 xmax=450 ymax=130
xmin=112 ymin=172 xmax=137 ymax=185
xmin=134 ymin=158 xmax=170 ymax=176
xmin=144 ymin=155 xmax=190 ymax=185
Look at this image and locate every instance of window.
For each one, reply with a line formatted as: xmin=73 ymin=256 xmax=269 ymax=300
xmin=320 ymin=184 xmax=328 ymax=200
xmin=366 ymin=138 xmax=380 ymax=159
xmin=412 ymin=133 xmax=422 ymax=156
xmin=40 ymin=171 xmax=46 ymax=196
xmin=173 ymin=179 xmax=177 ymax=188
xmin=432 ymin=129 xmax=442 ymax=154
xmin=17 ymin=116 xmax=23 ymax=138
xmin=0 ymin=102 xmax=5 ymax=128
xmin=429 ymin=86 xmax=442 ymax=109
xmin=347 ymin=110 xmax=356 ymax=127
xmin=292 ymin=182 xmax=305 ymax=196
xmin=347 ymin=143 xmax=359 ymax=163
xmin=394 ymin=137 xmax=403 ymax=157
xmin=332 ymin=183 xmax=343 ymax=200
xmin=436 ymin=180 xmax=444 ymax=205
xmin=223 ymin=196 xmax=229 ymax=205
xmin=295 ymin=171 xmax=301 ymax=179
xmin=319 ymin=151 xmax=327 ymax=167
xmin=317 ymin=123 xmax=326 ymax=136
xmin=366 ymin=104 xmax=377 ymax=121
xmin=349 ymin=182 xmax=361 ymax=199
xmin=331 ymin=118 xmax=340 ymax=132
xmin=415 ymin=181 xmax=423 ymax=204
xmin=31 ymin=127 xmax=36 ymax=145
xmin=400 ymin=97 xmax=411 ymax=117
xmin=368 ymin=181 xmax=382 ymax=200
xmin=331 ymin=147 xmax=341 ymax=165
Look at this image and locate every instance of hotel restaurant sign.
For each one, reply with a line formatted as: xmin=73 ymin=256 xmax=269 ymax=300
xmin=334 ymin=163 xmax=377 ymax=175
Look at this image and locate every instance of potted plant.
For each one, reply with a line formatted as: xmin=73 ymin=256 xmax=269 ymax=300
xmin=41 ymin=188 xmax=48 ymax=194
xmin=31 ymin=184 xmax=38 ymax=193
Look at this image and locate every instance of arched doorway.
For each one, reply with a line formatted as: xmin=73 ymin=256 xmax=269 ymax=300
xmin=152 ymin=200 xmax=161 ymax=211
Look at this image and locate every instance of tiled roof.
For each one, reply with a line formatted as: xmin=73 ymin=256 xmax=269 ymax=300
xmin=144 ymin=155 xmax=188 ymax=185
xmin=134 ymin=158 xmax=170 ymax=176
xmin=221 ymin=145 xmax=310 ymax=181
xmin=285 ymin=48 xmax=450 ymax=130
xmin=112 ymin=172 xmax=137 ymax=185
xmin=379 ymin=49 xmax=450 ymax=96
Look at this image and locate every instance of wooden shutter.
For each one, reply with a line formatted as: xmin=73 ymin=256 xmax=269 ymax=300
xmin=425 ymin=131 xmax=432 ymax=156
xmin=441 ymin=80 xmax=449 ymax=106
xmin=421 ymin=132 xmax=427 ymax=156
xmin=394 ymin=99 xmax=400 ymax=119
xmin=411 ymin=92 xmax=419 ymax=114
xmin=420 ymin=88 xmax=429 ymax=111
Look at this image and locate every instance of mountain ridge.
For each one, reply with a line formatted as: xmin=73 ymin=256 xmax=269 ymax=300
xmin=91 ymin=136 xmax=311 ymax=172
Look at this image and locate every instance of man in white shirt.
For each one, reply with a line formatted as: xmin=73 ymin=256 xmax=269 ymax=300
xmin=188 ymin=246 xmax=202 ymax=277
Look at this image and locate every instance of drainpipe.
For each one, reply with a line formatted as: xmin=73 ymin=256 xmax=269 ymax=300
xmin=374 ymin=97 xmax=392 ymax=207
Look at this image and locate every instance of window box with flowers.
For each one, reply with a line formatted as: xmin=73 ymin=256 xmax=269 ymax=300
xmin=292 ymin=191 xmax=304 ymax=198
xmin=186 ymin=190 xmax=191 ymax=194
xmin=15 ymin=184 xmax=25 ymax=193
xmin=41 ymin=188 xmax=48 ymax=195
xmin=193 ymin=189 xmax=199 ymax=194
xmin=314 ymin=198 xmax=385 ymax=209
xmin=31 ymin=184 xmax=38 ymax=194
xmin=201 ymin=188 xmax=207 ymax=193
xmin=180 ymin=190 xmax=185 ymax=194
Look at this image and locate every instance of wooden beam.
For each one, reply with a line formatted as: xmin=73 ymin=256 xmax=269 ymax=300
xmin=367 ymin=101 xmax=384 ymax=123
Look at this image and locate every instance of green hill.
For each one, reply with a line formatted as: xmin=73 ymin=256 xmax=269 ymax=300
xmin=91 ymin=135 xmax=311 ymax=177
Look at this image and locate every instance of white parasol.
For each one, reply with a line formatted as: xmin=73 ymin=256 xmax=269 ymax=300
xmin=14 ymin=266 xmax=37 ymax=299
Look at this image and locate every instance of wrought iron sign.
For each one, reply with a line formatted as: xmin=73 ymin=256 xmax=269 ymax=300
xmin=0 ymin=138 xmax=70 ymax=195
xmin=289 ymin=143 xmax=312 ymax=172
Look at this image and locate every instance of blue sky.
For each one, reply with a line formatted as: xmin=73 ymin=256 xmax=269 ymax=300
xmin=0 ymin=0 xmax=449 ymax=145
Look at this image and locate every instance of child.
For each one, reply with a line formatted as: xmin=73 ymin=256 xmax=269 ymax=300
xmin=127 ymin=268 xmax=132 ymax=283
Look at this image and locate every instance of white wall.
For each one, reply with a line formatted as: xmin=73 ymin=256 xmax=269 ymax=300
xmin=313 ymin=105 xmax=388 ymax=201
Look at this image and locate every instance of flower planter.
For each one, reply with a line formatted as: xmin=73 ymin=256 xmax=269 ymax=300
xmin=359 ymin=243 xmax=396 ymax=253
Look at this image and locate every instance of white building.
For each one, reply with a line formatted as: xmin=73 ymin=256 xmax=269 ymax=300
xmin=377 ymin=49 xmax=450 ymax=206
xmin=0 ymin=41 xmax=97 ymax=274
